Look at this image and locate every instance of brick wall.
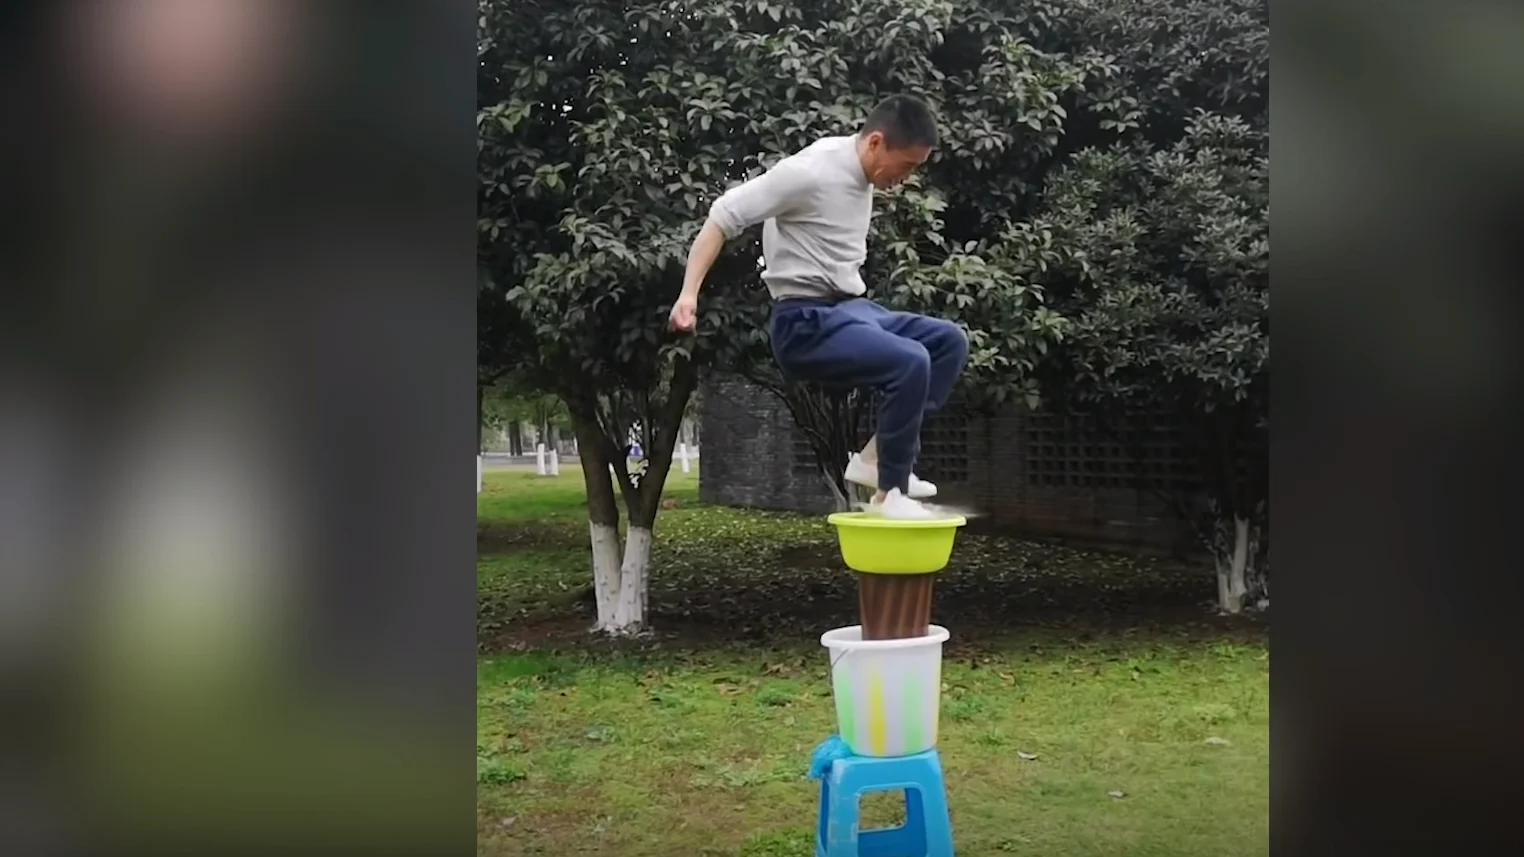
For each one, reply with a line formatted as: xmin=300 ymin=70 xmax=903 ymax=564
xmin=698 ymin=373 xmax=838 ymax=513
xmin=699 ymin=373 xmax=1197 ymax=550
xmin=967 ymin=408 xmax=1186 ymax=547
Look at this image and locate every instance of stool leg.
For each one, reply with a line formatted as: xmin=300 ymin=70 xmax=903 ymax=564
xmin=822 ymin=779 xmax=862 ymax=857
xmin=816 ymin=777 xmax=832 ymax=857
xmin=817 ymin=754 xmax=957 ymax=857
xmin=913 ymin=781 xmax=955 ymax=857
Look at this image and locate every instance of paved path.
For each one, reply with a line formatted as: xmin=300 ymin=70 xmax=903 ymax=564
xmin=479 ymin=452 xmax=699 ymax=471
xmin=480 ymin=453 xmax=578 ymax=470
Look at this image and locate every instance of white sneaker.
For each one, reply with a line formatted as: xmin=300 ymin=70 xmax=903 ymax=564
xmin=844 ymin=453 xmax=937 ymax=499
xmin=870 ymin=487 xmax=940 ymax=520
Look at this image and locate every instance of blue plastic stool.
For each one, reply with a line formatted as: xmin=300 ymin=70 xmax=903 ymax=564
xmin=809 ymin=737 xmax=955 ymax=857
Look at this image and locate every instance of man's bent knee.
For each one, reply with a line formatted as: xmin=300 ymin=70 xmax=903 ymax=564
xmin=932 ymin=318 xmax=969 ymax=361
xmin=893 ymin=344 xmax=932 ymax=385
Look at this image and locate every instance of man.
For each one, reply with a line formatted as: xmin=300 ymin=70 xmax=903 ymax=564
xmin=669 ymin=95 xmax=968 ymax=520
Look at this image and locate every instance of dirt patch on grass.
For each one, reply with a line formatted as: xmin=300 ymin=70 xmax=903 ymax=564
xmin=478 ymin=521 xmax=585 ymax=554
xmin=775 ymin=543 xmax=841 ymax=569
xmin=486 ymin=585 xmax=1266 ymax=654
xmin=481 ymin=613 xmax=596 ymax=654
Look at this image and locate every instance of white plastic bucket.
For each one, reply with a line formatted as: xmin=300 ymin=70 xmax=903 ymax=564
xmin=821 ymin=624 xmax=949 ymax=758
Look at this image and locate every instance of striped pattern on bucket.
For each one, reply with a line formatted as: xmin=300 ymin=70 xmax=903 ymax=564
xmin=831 ymin=658 xmax=941 ymax=757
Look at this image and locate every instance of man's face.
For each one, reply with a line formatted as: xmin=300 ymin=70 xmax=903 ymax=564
xmin=863 ymin=132 xmax=932 ymax=189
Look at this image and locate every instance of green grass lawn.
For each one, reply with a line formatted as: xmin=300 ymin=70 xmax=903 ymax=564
xmin=478 ymin=466 xmax=1268 ymax=856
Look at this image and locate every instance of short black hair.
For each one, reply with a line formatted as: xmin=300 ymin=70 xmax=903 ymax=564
xmin=860 ymin=95 xmax=939 ymax=149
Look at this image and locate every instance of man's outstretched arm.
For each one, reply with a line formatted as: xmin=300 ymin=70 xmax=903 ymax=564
xmin=669 ymin=159 xmax=812 ymax=332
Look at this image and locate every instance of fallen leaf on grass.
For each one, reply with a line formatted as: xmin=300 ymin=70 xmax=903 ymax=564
xmin=1205 ymin=736 xmax=1231 ymax=746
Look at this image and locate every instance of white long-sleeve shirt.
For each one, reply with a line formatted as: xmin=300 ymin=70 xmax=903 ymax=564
xmin=708 ymin=135 xmax=872 ymax=301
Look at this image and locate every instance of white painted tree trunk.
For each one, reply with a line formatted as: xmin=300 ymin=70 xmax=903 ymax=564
xmin=610 ymin=527 xmax=652 ymax=633
xmin=589 ymin=522 xmax=623 ymax=628
xmin=589 ymin=524 xmax=652 ymax=635
xmin=1215 ymin=515 xmax=1251 ymax=614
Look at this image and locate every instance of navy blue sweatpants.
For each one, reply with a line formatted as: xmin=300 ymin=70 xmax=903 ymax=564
xmin=769 ymin=297 xmax=970 ymax=495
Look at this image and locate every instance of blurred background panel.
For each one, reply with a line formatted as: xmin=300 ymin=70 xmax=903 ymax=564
xmin=0 ymin=2 xmax=477 ymax=855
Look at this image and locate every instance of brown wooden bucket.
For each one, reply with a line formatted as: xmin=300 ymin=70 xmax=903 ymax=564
xmin=855 ymin=572 xmax=936 ymax=640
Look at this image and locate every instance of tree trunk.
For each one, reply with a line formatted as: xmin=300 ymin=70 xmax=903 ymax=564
xmin=611 ymin=527 xmax=652 ymax=631
xmin=600 ymin=464 xmax=669 ymax=636
xmin=563 ymin=361 xmax=699 ymax=637
xmin=1192 ymin=408 xmax=1269 ymax=615
xmin=567 ymin=405 xmax=632 ymax=633
xmin=589 ymin=518 xmax=622 ymax=626
xmin=612 ymin=361 xmax=698 ymax=634
xmin=760 ymin=381 xmax=871 ymax=513
xmin=567 ymin=404 xmax=666 ymax=637
xmin=1213 ymin=514 xmax=1267 ymax=614
xmin=508 ymin=421 xmax=523 ymax=457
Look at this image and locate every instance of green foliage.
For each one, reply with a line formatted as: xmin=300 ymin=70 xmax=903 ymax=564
xmin=477 ymin=0 xmax=1271 ymax=578
xmin=480 ymin=386 xmax=567 ymax=434
xmin=1039 ymin=111 xmax=1268 ymax=419
xmin=1023 ymin=0 xmax=1268 ymax=134
xmin=477 ymin=0 xmax=1122 ymax=408
xmin=1008 ymin=2 xmax=1270 ymax=596
xmin=477 ymin=0 xmax=1268 ymax=404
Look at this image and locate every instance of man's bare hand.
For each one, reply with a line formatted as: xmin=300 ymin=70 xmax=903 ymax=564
xmin=669 ymin=295 xmax=698 ymax=333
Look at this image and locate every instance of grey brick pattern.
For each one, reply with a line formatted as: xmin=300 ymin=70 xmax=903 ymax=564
xmin=698 ymin=373 xmax=839 ymax=514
